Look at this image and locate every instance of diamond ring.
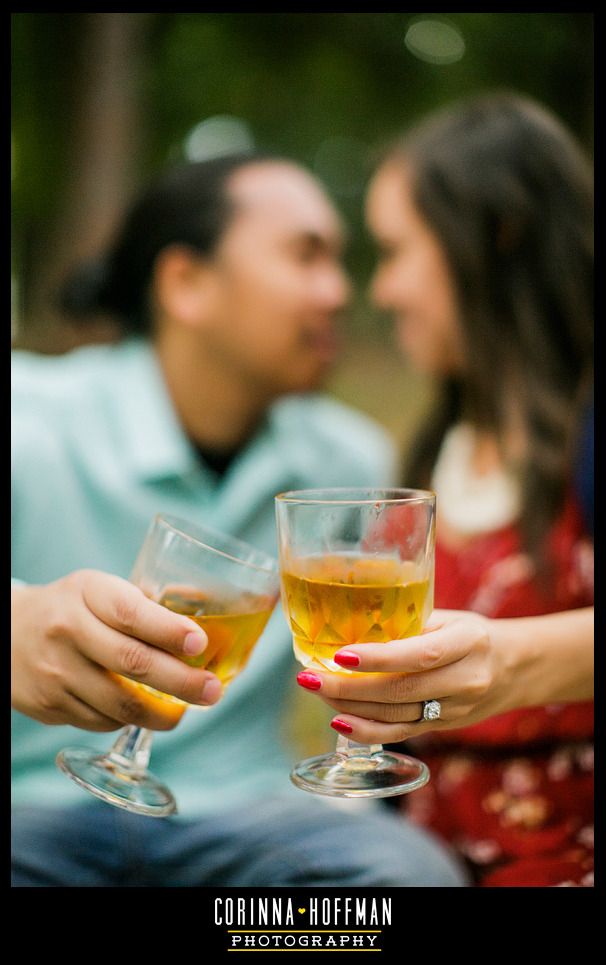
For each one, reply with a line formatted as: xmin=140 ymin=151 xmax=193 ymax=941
xmin=422 ymin=699 xmax=442 ymax=722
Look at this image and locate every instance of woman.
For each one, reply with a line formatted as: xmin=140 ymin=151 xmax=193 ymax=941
xmin=296 ymin=92 xmax=594 ymax=886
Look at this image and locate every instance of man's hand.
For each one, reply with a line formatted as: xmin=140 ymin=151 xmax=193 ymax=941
xmin=11 ymin=569 xmax=222 ymax=731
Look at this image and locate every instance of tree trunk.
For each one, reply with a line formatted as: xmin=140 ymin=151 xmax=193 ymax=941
xmin=15 ymin=13 xmax=151 ymax=353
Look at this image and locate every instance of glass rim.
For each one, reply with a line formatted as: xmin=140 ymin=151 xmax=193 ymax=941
xmin=274 ymin=487 xmax=436 ymax=506
xmin=153 ymin=514 xmax=279 ymax=575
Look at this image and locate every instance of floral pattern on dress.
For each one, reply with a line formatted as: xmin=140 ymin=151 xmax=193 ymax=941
xmin=388 ymin=492 xmax=594 ymax=887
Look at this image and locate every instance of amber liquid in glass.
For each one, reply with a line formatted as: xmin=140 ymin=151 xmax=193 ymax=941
xmin=124 ymin=588 xmax=274 ymax=718
xmin=281 ymin=554 xmax=431 ymax=672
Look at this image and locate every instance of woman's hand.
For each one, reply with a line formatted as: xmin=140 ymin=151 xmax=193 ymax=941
xmin=11 ymin=570 xmax=223 ymax=732
xmin=296 ymin=609 xmax=519 ymax=744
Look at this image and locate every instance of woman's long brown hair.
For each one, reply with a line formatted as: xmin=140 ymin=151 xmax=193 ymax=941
xmin=389 ymin=92 xmax=593 ymax=569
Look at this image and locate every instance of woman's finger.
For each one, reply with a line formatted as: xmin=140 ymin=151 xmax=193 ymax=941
xmin=298 ymin=654 xmax=490 ymax=707
xmin=327 ymin=712 xmax=450 ymax=744
xmin=320 ymin=695 xmax=427 ymax=723
xmin=330 ymin=613 xmax=488 ymax=674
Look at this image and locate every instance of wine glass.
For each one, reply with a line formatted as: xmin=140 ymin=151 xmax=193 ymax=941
xmin=56 ymin=514 xmax=279 ymax=816
xmin=275 ymin=488 xmax=435 ymax=798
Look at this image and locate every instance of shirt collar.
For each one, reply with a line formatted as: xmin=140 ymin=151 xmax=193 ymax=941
xmin=107 ymin=338 xmax=319 ymax=497
xmin=109 ymin=338 xmax=200 ymax=482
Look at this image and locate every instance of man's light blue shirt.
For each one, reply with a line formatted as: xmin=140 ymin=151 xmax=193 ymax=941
xmin=12 ymin=338 xmax=396 ymax=816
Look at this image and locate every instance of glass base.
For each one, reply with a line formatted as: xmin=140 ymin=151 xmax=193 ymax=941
xmin=55 ymin=747 xmax=178 ymax=817
xmin=290 ymin=748 xmax=430 ymax=798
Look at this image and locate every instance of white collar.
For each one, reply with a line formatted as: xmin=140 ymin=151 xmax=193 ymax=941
xmin=431 ymin=423 xmax=521 ymax=535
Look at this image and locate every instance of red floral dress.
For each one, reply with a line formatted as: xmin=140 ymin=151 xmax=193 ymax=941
xmin=397 ymin=495 xmax=594 ymax=887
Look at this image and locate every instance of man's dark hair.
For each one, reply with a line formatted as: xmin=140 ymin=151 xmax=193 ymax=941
xmin=59 ymin=152 xmax=279 ymax=335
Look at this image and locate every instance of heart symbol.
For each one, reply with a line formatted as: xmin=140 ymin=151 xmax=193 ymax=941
xmin=298 ymin=908 xmax=306 ymax=914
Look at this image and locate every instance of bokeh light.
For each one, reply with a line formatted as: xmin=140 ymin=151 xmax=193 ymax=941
xmin=404 ymin=19 xmax=466 ymax=65
xmin=183 ymin=114 xmax=255 ymax=161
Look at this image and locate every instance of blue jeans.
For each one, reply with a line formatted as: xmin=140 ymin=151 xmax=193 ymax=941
xmin=12 ymin=797 xmax=468 ymax=887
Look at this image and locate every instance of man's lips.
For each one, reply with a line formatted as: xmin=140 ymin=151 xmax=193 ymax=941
xmin=302 ymin=325 xmax=342 ymax=359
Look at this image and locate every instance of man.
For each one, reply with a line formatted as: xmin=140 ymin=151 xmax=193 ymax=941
xmin=12 ymin=153 xmax=466 ymax=886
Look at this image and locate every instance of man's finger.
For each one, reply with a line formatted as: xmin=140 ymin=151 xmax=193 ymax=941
xmin=57 ymin=691 xmax=125 ymax=732
xmin=82 ymin=574 xmax=208 ymax=657
xmin=75 ymin=608 xmax=222 ymax=706
xmin=61 ymin=649 xmax=196 ymax=729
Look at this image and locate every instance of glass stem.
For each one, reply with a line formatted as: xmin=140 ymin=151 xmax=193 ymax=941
xmin=335 ymin=735 xmax=383 ymax=758
xmin=106 ymin=726 xmax=153 ymax=776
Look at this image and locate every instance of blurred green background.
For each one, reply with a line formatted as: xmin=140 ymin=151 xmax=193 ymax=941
xmin=11 ymin=13 xmax=594 ymax=457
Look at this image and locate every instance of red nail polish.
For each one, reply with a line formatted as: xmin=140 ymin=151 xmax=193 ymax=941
xmin=334 ymin=651 xmax=360 ymax=668
xmin=297 ymin=671 xmax=322 ymax=691
xmin=331 ymin=718 xmax=353 ymax=735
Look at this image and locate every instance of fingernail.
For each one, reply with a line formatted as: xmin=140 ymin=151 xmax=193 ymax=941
xmin=330 ymin=718 xmax=353 ymax=735
xmin=334 ymin=650 xmax=360 ymax=668
xmin=297 ymin=671 xmax=322 ymax=691
xmin=184 ymin=630 xmax=207 ymax=656
xmin=199 ymin=677 xmax=222 ymax=705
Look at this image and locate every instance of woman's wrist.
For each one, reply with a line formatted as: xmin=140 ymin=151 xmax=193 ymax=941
xmin=490 ymin=609 xmax=593 ymax=710
xmin=490 ymin=615 xmax=543 ymax=711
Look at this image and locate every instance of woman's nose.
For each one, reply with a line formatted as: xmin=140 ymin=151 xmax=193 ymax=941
xmin=369 ymin=267 xmax=389 ymax=309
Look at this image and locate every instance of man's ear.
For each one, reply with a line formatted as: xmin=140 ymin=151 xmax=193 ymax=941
xmin=152 ymin=245 xmax=220 ymax=328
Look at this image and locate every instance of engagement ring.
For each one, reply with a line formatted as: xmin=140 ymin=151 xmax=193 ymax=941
xmin=422 ymin=699 xmax=442 ymax=722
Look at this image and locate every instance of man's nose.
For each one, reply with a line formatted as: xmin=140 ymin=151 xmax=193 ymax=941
xmin=317 ymin=266 xmax=351 ymax=310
